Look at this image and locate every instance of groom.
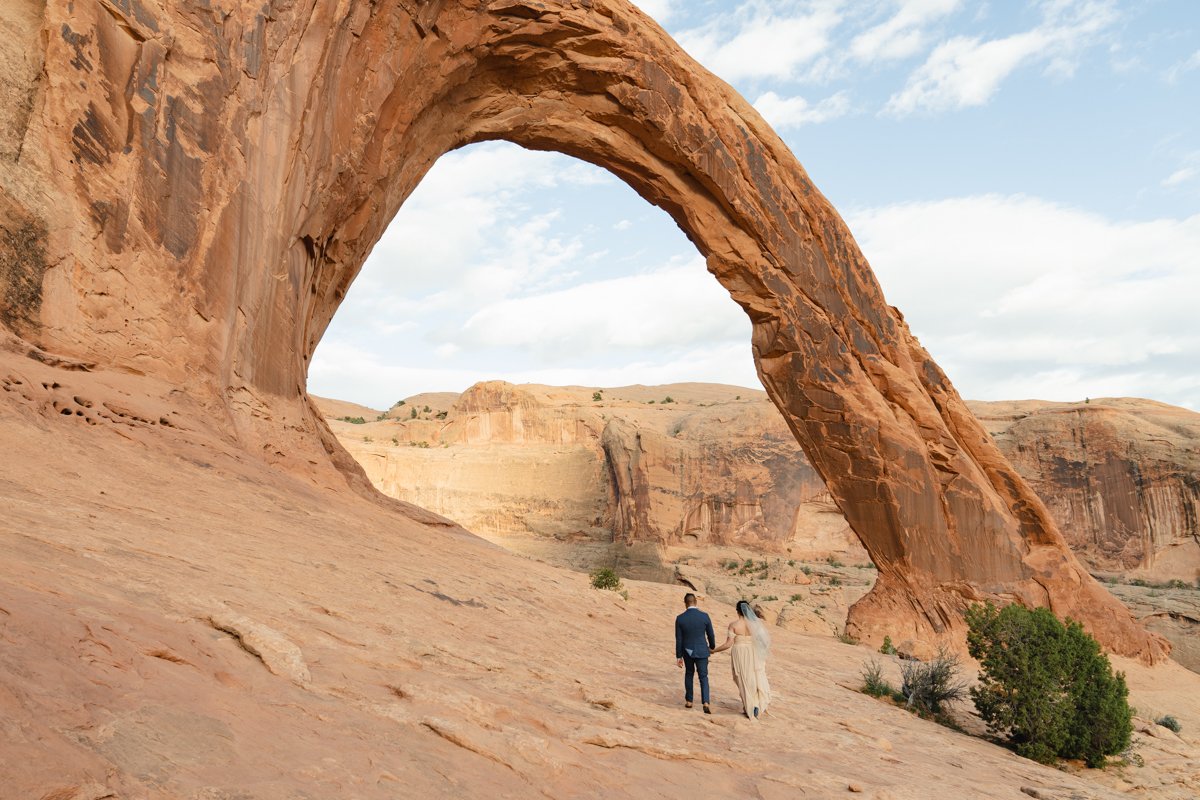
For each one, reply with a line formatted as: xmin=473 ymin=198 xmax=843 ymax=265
xmin=674 ymin=592 xmax=716 ymax=713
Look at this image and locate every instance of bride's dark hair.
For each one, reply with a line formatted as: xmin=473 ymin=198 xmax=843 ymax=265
xmin=736 ymin=600 xmax=753 ymax=618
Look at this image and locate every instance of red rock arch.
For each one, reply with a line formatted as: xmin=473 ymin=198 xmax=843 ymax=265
xmin=0 ymin=0 xmax=1165 ymax=659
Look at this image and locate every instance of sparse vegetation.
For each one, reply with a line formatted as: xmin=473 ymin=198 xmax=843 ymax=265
xmin=966 ymin=602 xmax=1133 ymax=768
xmin=376 ymin=413 xmax=389 ymax=421
xmin=393 ymin=400 xmax=406 ymax=407
xmin=409 ymin=441 xmax=431 ymax=448
xmin=337 ymin=416 xmax=367 ymax=424
xmin=1156 ymin=715 xmax=1182 ymax=733
xmin=593 ymin=391 xmax=603 ymax=402
xmin=787 ymin=559 xmax=795 ymax=567
xmin=828 ymin=576 xmax=842 ymax=587
xmin=410 ymin=407 xmax=417 ymax=419
xmin=761 ymin=595 xmax=778 ymax=602
xmin=363 ymin=436 xmax=372 ymax=443
xmin=662 ymin=396 xmax=674 ymax=404
xmin=837 ymin=631 xmax=859 ymax=645
xmin=789 ymin=594 xmax=803 ymax=603
xmin=800 ymin=565 xmax=812 ymax=576
xmin=435 ymin=411 xmax=448 ymax=420
xmin=900 ymin=647 xmax=969 ymax=716
xmin=879 ymin=635 xmax=897 ymax=656
xmin=590 ymin=567 xmax=622 ymax=592
xmin=391 ymin=436 xmax=399 ymax=446
xmin=825 ymin=556 xmax=844 ymax=568
xmin=861 ymin=659 xmax=893 ymax=698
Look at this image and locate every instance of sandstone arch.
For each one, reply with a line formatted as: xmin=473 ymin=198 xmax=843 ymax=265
xmin=0 ymin=0 xmax=1166 ymax=660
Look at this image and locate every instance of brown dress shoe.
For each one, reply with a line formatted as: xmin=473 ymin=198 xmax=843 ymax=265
xmin=703 ymin=703 xmax=712 ymax=714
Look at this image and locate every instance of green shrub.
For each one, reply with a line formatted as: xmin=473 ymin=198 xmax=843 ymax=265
xmin=590 ymin=568 xmax=622 ymax=591
xmin=1165 ymin=579 xmax=1190 ymax=590
xmin=393 ymin=400 xmax=406 ymax=407
xmin=826 ymin=556 xmax=844 ymax=568
xmin=338 ymin=416 xmax=367 ymax=424
xmin=409 ymin=407 xmax=418 ymax=419
xmin=789 ymin=594 xmax=803 ymax=602
xmin=828 ymin=576 xmax=842 ymax=587
xmin=761 ymin=595 xmax=778 ymax=602
xmin=837 ymin=630 xmax=859 ymax=645
xmin=801 ymin=565 xmax=812 ymax=576
xmin=966 ymin=602 xmax=1132 ymax=768
xmin=592 ymin=391 xmax=602 ymax=402
xmin=879 ymin=635 xmax=897 ymax=655
xmin=900 ymin=647 xmax=968 ymax=715
xmin=1156 ymin=715 xmax=1181 ymax=733
xmin=861 ymin=659 xmax=892 ymax=697
xmin=662 ymin=396 xmax=674 ymax=404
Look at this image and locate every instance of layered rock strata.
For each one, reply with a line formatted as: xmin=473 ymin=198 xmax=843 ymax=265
xmin=0 ymin=0 xmax=1164 ymax=658
xmin=329 ymin=389 xmax=1199 ymax=585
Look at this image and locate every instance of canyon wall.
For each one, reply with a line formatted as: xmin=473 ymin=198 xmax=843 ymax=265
xmin=327 ymin=387 xmax=1199 ymax=584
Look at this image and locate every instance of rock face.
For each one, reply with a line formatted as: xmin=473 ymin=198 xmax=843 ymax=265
xmin=323 ymin=382 xmax=864 ymax=570
xmin=330 ymin=389 xmax=1200 ymax=587
xmin=972 ymin=399 xmax=1200 ymax=582
xmin=0 ymin=0 xmax=1165 ymax=659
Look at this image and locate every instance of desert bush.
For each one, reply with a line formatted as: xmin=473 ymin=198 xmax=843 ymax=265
xmin=1165 ymin=579 xmax=1190 ymax=590
xmin=409 ymin=407 xmax=417 ymax=419
xmin=826 ymin=556 xmax=844 ymax=568
xmin=800 ymin=565 xmax=812 ymax=576
xmin=861 ymin=659 xmax=893 ymax=698
xmin=338 ymin=416 xmax=367 ymax=424
xmin=879 ymin=635 xmax=897 ymax=655
xmin=828 ymin=577 xmax=842 ymax=587
xmin=789 ymin=594 xmax=803 ymax=602
xmin=1156 ymin=715 xmax=1181 ymax=733
xmin=590 ymin=568 xmax=622 ymax=591
xmin=899 ymin=647 xmax=968 ymax=715
xmin=761 ymin=595 xmax=778 ymax=602
xmin=393 ymin=400 xmax=406 ymax=407
xmin=837 ymin=630 xmax=859 ymax=645
xmin=966 ymin=602 xmax=1132 ymax=767
xmin=662 ymin=396 xmax=674 ymax=404
xmin=592 ymin=391 xmax=602 ymax=401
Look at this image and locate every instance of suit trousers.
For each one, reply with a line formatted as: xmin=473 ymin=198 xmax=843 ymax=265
xmin=683 ymin=655 xmax=710 ymax=704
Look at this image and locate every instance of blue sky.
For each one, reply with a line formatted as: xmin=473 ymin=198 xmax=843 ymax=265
xmin=310 ymin=0 xmax=1199 ymax=411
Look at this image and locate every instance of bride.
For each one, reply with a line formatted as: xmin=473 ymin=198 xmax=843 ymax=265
xmin=711 ymin=600 xmax=771 ymax=719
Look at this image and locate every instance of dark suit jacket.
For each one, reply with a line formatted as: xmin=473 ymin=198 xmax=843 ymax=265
xmin=675 ymin=607 xmax=716 ymax=659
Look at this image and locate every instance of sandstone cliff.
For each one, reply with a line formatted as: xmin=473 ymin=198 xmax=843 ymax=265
xmin=321 ymin=382 xmax=865 ymax=573
xmin=971 ymin=398 xmax=1200 ymax=582
xmin=326 ymin=388 xmax=1200 ymax=584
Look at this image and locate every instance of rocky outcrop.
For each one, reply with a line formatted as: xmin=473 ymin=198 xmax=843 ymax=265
xmin=0 ymin=0 xmax=1163 ymax=658
xmin=972 ymin=399 xmax=1200 ymax=582
xmin=325 ymin=382 xmax=865 ymax=566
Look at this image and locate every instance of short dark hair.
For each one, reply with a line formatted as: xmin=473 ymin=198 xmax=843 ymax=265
xmin=684 ymin=593 xmax=697 ymax=606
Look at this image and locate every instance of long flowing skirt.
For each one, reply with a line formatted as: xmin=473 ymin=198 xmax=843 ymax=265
xmin=730 ymin=640 xmax=764 ymax=720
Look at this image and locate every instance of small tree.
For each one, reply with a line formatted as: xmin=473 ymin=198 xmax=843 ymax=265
xmin=966 ymin=602 xmax=1132 ymax=767
xmin=410 ymin=407 xmax=417 ymax=419
xmin=899 ymin=647 xmax=968 ymax=715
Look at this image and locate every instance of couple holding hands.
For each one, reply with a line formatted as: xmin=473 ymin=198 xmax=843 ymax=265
xmin=674 ymin=593 xmax=771 ymax=720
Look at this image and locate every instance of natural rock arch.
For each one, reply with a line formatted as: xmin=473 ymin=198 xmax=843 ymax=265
xmin=0 ymin=0 xmax=1166 ymax=660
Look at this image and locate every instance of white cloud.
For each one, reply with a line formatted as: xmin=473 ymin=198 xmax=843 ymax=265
xmin=850 ymin=0 xmax=961 ymax=63
xmin=678 ymin=2 xmax=844 ymax=82
xmin=1165 ymin=49 xmax=1200 ymax=83
xmin=631 ymin=0 xmax=675 ymax=24
xmin=1162 ymin=166 xmax=1197 ymax=188
xmin=848 ymin=194 xmax=1200 ymax=406
xmin=452 ymin=260 xmax=749 ymax=360
xmin=754 ymin=90 xmax=852 ymax=129
xmin=884 ymin=0 xmax=1118 ymax=115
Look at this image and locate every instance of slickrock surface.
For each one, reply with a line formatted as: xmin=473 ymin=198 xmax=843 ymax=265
xmin=0 ymin=0 xmax=1164 ymax=657
xmin=2 ymin=349 xmax=1198 ymax=799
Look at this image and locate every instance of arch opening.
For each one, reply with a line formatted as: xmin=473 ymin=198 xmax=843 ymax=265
xmin=308 ymin=141 xmax=874 ymax=603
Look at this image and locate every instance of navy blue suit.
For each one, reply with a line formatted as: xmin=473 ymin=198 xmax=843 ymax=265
xmin=675 ymin=606 xmax=716 ymax=704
